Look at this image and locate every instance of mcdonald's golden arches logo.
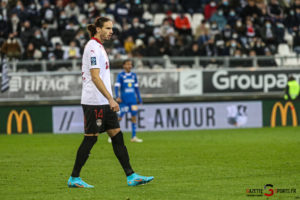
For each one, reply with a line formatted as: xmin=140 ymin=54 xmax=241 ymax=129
xmin=271 ymin=102 xmax=298 ymax=127
xmin=6 ymin=110 xmax=33 ymax=135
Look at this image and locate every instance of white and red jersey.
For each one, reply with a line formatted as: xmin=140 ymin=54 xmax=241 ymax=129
xmin=81 ymin=37 xmax=112 ymax=105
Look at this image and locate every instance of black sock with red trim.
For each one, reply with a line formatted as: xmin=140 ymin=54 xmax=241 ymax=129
xmin=111 ymin=131 xmax=134 ymax=176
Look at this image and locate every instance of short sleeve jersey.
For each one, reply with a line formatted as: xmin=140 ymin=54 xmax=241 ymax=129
xmin=81 ymin=37 xmax=112 ymax=105
xmin=115 ymin=71 xmax=139 ymax=104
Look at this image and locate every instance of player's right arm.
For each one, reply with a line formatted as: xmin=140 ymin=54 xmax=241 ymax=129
xmin=91 ymin=68 xmax=119 ymax=112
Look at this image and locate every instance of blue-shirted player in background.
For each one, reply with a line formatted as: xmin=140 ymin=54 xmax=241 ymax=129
xmin=111 ymin=59 xmax=143 ymax=143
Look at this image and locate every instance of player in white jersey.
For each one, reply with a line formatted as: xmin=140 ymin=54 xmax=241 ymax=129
xmin=67 ymin=17 xmax=153 ymax=188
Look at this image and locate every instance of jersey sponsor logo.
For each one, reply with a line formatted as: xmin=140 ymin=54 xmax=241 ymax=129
xmin=90 ymin=50 xmax=95 ymax=53
xmin=96 ymin=119 xmax=102 ymax=127
xmin=131 ymin=105 xmax=138 ymax=111
xmin=91 ymin=57 xmax=97 ymax=65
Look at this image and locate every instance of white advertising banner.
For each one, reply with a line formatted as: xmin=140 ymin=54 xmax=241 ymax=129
xmin=52 ymin=101 xmax=262 ymax=134
xmin=179 ymin=70 xmax=202 ymax=95
xmin=52 ymin=106 xmax=84 ymax=134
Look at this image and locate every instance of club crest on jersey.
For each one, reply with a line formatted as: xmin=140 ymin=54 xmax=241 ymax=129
xmin=96 ymin=119 xmax=102 ymax=127
xmin=105 ymin=61 xmax=109 ymax=69
xmin=91 ymin=57 xmax=97 ymax=65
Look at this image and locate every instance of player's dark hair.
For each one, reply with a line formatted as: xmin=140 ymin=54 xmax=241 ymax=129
xmin=87 ymin=17 xmax=111 ymax=37
xmin=122 ymin=59 xmax=132 ymax=65
xmin=288 ymin=75 xmax=295 ymax=81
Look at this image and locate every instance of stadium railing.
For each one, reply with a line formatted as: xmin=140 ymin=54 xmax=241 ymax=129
xmin=3 ymin=55 xmax=300 ymax=72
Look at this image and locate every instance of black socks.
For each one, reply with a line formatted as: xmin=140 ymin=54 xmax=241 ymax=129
xmin=111 ymin=131 xmax=134 ymax=176
xmin=71 ymin=136 xmax=98 ymax=177
xmin=71 ymin=132 xmax=134 ymax=178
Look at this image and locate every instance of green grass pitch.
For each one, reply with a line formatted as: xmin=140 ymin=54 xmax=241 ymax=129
xmin=0 ymin=127 xmax=300 ymax=200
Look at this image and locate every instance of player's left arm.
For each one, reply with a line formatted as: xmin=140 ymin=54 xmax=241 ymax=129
xmin=134 ymin=73 xmax=142 ymax=104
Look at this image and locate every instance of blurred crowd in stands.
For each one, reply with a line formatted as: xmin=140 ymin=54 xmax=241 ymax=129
xmin=0 ymin=0 xmax=300 ymax=69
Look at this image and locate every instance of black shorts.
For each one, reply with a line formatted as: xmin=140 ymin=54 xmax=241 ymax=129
xmin=82 ymin=104 xmax=120 ymax=134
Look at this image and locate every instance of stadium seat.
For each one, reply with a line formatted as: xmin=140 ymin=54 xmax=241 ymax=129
xmin=191 ymin=13 xmax=204 ymax=35
xmin=276 ymin=43 xmax=298 ymax=66
xmin=142 ymin=11 xmax=153 ymax=21
xmin=105 ymin=14 xmax=115 ymax=21
xmin=50 ymin=36 xmax=63 ymax=47
xmin=153 ymin=13 xmax=166 ymax=26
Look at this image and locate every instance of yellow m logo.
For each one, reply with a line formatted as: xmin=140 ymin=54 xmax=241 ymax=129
xmin=6 ymin=110 xmax=33 ymax=135
xmin=271 ymin=102 xmax=298 ymax=127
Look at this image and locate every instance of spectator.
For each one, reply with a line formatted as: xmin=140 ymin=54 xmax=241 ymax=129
xmin=0 ymin=0 xmax=9 ymax=21
xmin=95 ymin=0 xmax=107 ymax=13
xmin=159 ymin=19 xmax=176 ymax=46
xmin=53 ymin=43 xmax=64 ymax=60
xmin=8 ymin=13 xmax=22 ymax=37
xmin=26 ymin=2 xmax=41 ymax=27
xmin=293 ymin=27 xmax=300 ymax=54
xmin=164 ymin=0 xmax=183 ymax=13
xmin=260 ymin=20 xmax=277 ymax=47
xmin=127 ymin=17 xmax=145 ymax=40
xmin=57 ymin=10 xmax=69 ymax=33
xmin=20 ymin=20 xmax=33 ymax=48
xmin=274 ymin=21 xmax=285 ymax=44
xmin=54 ymin=0 xmax=65 ymax=20
xmin=0 ymin=14 xmax=9 ymax=42
xmin=218 ymin=0 xmax=231 ymax=17
xmin=241 ymin=0 xmax=261 ymax=20
xmin=204 ymin=0 xmax=218 ymax=20
xmin=87 ymin=1 xmax=99 ymax=19
xmin=30 ymin=29 xmax=47 ymax=50
xmin=268 ymin=0 xmax=284 ymax=22
xmin=64 ymin=1 xmax=80 ymax=21
xmin=41 ymin=0 xmax=57 ymax=27
xmin=163 ymin=10 xmax=175 ymax=27
xmin=1 ymin=33 xmax=22 ymax=60
xmin=124 ymin=36 xmax=135 ymax=54
xmin=224 ymin=39 xmax=242 ymax=56
xmin=222 ymin=24 xmax=233 ymax=42
xmin=22 ymin=42 xmax=42 ymax=60
xmin=129 ymin=0 xmax=144 ymax=19
xmin=63 ymin=40 xmax=80 ymax=59
xmin=144 ymin=36 xmax=161 ymax=57
xmin=10 ymin=1 xmax=28 ymax=22
xmin=245 ymin=18 xmax=256 ymax=38
xmin=197 ymin=28 xmax=211 ymax=48
xmin=227 ymin=9 xmax=239 ymax=27
xmin=114 ymin=0 xmax=130 ymax=25
xmin=194 ymin=20 xmax=210 ymax=41
xmin=210 ymin=8 xmax=227 ymax=30
xmin=174 ymin=13 xmax=192 ymax=35
xmin=185 ymin=42 xmax=201 ymax=56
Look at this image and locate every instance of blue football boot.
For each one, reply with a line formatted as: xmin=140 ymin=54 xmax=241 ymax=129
xmin=67 ymin=176 xmax=94 ymax=188
xmin=127 ymin=173 xmax=154 ymax=186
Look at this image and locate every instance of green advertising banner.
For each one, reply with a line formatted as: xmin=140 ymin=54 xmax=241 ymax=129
xmin=263 ymin=100 xmax=300 ymax=127
xmin=0 ymin=106 xmax=52 ymax=134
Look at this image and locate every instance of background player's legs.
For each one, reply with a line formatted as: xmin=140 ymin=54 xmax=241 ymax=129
xmin=131 ymin=116 xmax=137 ymax=138
xmin=107 ymin=128 xmax=134 ymax=176
xmin=129 ymin=105 xmax=142 ymax=142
